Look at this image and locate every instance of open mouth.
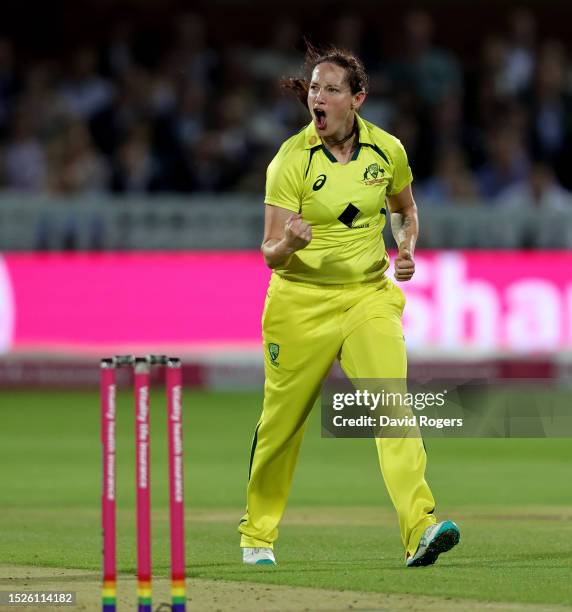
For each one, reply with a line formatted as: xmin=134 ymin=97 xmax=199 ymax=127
xmin=314 ymin=108 xmax=327 ymax=131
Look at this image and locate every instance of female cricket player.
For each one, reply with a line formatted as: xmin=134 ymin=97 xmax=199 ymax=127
xmin=239 ymin=46 xmax=460 ymax=567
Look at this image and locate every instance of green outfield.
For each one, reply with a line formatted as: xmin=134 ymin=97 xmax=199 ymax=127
xmin=1 ymin=389 xmax=571 ymax=609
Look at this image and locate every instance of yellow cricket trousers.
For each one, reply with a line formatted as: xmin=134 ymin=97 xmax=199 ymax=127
xmin=239 ymin=272 xmax=437 ymax=557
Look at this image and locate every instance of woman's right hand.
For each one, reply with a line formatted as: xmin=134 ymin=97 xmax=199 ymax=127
xmin=261 ymin=206 xmax=311 ymax=269
xmin=284 ymin=214 xmax=312 ymax=251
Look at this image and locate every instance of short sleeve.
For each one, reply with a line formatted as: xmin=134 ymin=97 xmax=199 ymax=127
xmin=388 ymin=139 xmax=413 ymax=196
xmin=265 ymin=152 xmax=303 ymax=213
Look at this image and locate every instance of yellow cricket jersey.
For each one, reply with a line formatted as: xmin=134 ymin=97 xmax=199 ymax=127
xmin=265 ymin=114 xmax=413 ymax=285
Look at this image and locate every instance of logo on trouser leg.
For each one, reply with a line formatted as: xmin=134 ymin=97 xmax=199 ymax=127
xmin=268 ymin=343 xmax=280 ymax=366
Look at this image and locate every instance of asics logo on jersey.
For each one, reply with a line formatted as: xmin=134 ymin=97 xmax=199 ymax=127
xmin=312 ymin=174 xmax=327 ymax=191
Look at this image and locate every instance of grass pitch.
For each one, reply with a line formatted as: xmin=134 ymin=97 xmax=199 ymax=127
xmin=0 ymin=389 xmax=571 ymax=609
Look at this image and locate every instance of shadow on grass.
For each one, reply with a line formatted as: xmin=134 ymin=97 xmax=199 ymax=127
xmin=0 ymin=573 xmax=100 ymax=585
xmin=190 ymin=564 xmax=396 ymax=577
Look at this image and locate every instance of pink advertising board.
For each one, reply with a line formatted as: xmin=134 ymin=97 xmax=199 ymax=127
xmin=0 ymin=251 xmax=571 ymax=355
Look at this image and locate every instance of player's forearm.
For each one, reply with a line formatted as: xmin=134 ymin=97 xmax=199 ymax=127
xmin=261 ymin=238 xmax=296 ymax=269
xmin=390 ymin=207 xmax=419 ymax=254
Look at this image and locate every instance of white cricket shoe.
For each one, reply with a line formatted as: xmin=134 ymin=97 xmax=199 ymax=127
xmin=406 ymin=520 xmax=460 ymax=567
xmin=242 ymin=547 xmax=276 ymax=565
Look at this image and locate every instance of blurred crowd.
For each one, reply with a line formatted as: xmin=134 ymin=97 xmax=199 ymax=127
xmin=1 ymin=7 xmax=572 ymax=209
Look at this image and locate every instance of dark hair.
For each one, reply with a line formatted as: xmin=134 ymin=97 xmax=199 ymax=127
xmin=281 ymin=42 xmax=368 ymax=107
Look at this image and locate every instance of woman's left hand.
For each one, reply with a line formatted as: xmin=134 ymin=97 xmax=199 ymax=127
xmin=394 ymin=247 xmax=415 ymax=282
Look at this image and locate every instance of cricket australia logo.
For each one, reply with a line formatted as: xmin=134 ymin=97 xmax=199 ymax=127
xmin=268 ymin=343 xmax=280 ymax=365
xmin=363 ymin=163 xmax=386 ymax=186
xmin=363 ymin=163 xmax=380 ymax=180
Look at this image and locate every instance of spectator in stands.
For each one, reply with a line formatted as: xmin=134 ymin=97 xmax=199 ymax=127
xmin=187 ymin=105 xmax=251 ymax=192
xmin=148 ymin=68 xmax=178 ymax=119
xmin=477 ymin=125 xmax=530 ymax=200
xmin=248 ymin=80 xmax=303 ymax=148
xmin=390 ymin=111 xmax=434 ymax=181
xmin=90 ymin=66 xmax=153 ymax=156
xmin=17 ymin=63 xmax=72 ymax=150
xmin=504 ymin=7 xmax=537 ymax=95
xmin=358 ymin=70 xmax=395 ymax=130
xmin=187 ymin=92 xmax=252 ymax=191
xmin=102 ymin=18 xmax=135 ymax=78
xmin=430 ymin=92 xmax=485 ymax=170
xmin=469 ymin=36 xmax=513 ymax=131
xmin=111 ymin=123 xmax=163 ymax=193
xmin=46 ymin=119 xmax=109 ymax=194
xmin=420 ymin=148 xmax=479 ymax=205
xmin=2 ymin=105 xmax=46 ymax=191
xmin=187 ymin=132 xmax=227 ymax=191
xmin=172 ymin=13 xmax=218 ymax=90
xmin=218 ymin=45 xmax=252 ymax=95
xmin=431 ymin=92 xmax=464 ymax=153
xmin=217 ymin=92 xmax=251 ymax=155
xmin=248 ymin=20 xmax=302 ymax=81
xmin=496 ymin=161 xmax=572 ymax=211
xmin=171 ymin=84 xmax=206 ymax=150
xmin=151 ymin=82 xmax=206 ymax=191
xmin=59 ymin=46 xmax=115 ymax=119
xmin=389 ymin=10 xmax=461 ymax=107
xmin=36 ymin=121 xmax=109 ymax=249
xmin=525 ymin=41 xmax=572 ymax=190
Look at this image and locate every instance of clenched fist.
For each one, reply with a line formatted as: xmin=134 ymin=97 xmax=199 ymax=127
xmin=284 ymin=213 xmax=312 ymax=252
xmin=394 ymin=246 xmax=415 ymax=282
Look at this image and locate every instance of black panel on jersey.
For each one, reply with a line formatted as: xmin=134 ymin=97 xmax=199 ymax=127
xmin=338 ymin=203 xmax=361 ymax=228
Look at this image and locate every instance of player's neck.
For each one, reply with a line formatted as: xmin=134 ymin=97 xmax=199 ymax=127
xmin=323 ymin=118 xmax=358 ymax=160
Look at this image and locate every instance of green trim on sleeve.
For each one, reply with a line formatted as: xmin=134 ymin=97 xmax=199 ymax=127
xmin=264 ymin=200 xmax=301 ymax=213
